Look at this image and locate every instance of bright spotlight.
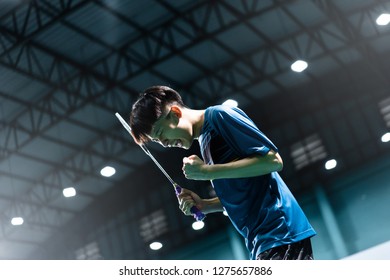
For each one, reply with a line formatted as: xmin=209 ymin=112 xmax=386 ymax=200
xmin=291 ymin=60 xmax=308 ymax=72
xmin=100 ymin=166 xmax=116 ymax=177
xmin=325 ymin=159 xmax=337 ymax=170
xmin=149 ymin=241 xmax=163 ymax=250
xmin=63 ymin=187 xmax=76 ymax=198
xmin=11 ymin=217 xmax=24 ymax=226
xmin=192 ymin=221 xmax=205 ymax=230
xmin=222 ymin=99 xmax=238 ymax=107
xmin=381 ymin=132 xmax=390 ymax=143
xmin=376 ymin=13 xmax=390 ymax=26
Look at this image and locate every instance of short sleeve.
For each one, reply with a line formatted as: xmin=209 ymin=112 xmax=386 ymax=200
xmin=208 ymin=105 xmax=278 ymax=157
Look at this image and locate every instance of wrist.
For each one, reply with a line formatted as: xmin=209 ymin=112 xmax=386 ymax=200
xmin=202 ymin=197 xmax=223 ymax=214
xmin=203 ymin=164 xmax=223 ymax=180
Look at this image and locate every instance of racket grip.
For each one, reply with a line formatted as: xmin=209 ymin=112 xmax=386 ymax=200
xmin=174 ymin=184 xmax=206 ymax=221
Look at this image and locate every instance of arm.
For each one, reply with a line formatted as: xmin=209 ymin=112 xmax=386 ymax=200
xmin=182 ymin=150 xmax=283 ymax=181
xmin=178 ymin=151 xmax=281 ymax=215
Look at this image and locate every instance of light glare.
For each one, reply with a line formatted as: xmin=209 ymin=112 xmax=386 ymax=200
xmin=291 ymin=60 xmax=308 ymax=72
xmin=11 ymin=217 xmax=24 ymax=226
xmin=63 ymin=187 xmax=76 ymax=198
xmin=100 ymin=166 xmax=116 ymax=177
xmin=325 ymin=159 xmax=337 ymax=170
xmin=222 ymin=99 xmax=238 ymax=107
xmin=192 ymin=221 xmax=205 ymax=230
xmin=376 ymin=13 xmax=390 ymax=26
xmin=381 ymin=132 xmax=390 ymax=143
xmin=149 ymin=241 xmax=163 ymax=250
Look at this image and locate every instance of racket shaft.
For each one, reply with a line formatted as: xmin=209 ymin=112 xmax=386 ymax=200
xmin=149 ymin=155 xmax=206 ymax=221
xmin=115 ymin=112 xmax=206 ymax=221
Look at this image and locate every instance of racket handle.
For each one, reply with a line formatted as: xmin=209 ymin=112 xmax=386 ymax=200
xmin=174 ymin=184 xmax=206 ymax=221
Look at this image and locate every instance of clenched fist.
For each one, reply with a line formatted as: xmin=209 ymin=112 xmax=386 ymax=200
xmin=182 ymin=155 xmax=209 ymax=180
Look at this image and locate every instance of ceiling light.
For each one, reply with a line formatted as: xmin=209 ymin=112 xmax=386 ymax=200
xmin=376 ymin=13 xmax=390 ymax=26
xmin=63 ymin=187 xmax=76 ymax=198
xmin=223 ymin=210 xmax=228 ymax=216
xmin=100 ymin=166 xmax=116 ymax=177
xmin=149 ymin=241 xmax=163 ymax=250
xmin=11 ymin=217 xmax=24 ymax=226
xmin=222 ymin=99 xmax=238 ymax=107
xmin=381 ymin=132 xmax=390 ymax=143
xmin=291 ymin=60 xmax=308 ymax=72
xmin=325 ymin=159 xmax=337 ymax=170
xmin=192 ymin=221 xmax=205 ymax=230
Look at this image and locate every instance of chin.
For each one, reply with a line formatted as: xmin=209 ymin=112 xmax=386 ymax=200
xmin=181 ymin=140 xmax=191 ymax=150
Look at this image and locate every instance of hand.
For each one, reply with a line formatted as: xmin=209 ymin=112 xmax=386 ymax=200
xmin=176 ymin=188 xmax=203 ymax=216
xmin=182 ymin=155 xmax=209 ymax=180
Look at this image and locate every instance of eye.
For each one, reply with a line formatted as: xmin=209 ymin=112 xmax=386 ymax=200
xmin=152 ymin=128 xmax=162 ymax=142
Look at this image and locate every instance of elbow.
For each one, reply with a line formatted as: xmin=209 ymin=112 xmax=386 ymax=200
xmin=276 ymin=160 xmax=283 ymax=172
xmin=274 ymin=152 xmax=283 ymax=172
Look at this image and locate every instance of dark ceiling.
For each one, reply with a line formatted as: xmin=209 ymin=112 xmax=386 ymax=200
xmin=0 ymin=0 xmax=390 ymax=259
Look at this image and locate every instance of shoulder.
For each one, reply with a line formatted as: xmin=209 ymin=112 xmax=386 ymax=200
xmin=206 ymin=105 xmax=244 ymax=120
xmin=204 ymin=105 xmax=254 ymax=132
xmin=206 ymin=105 xmax=228 ymax=114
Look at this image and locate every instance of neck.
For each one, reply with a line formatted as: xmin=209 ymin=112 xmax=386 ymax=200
xmin=183 ymin=108 xmax=205 ymax=139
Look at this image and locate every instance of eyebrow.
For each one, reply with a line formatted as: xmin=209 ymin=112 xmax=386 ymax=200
xmin=156 ymin=127 xmax=161 ymax=138
xmin=150 ymin=125 xmax=161 ymax=140
xmin=150 ymin=110 xmax=169 ymax=139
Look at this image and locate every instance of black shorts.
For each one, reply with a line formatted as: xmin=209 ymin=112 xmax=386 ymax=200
xmin=256 ymin=238 xmax=314 ymax=260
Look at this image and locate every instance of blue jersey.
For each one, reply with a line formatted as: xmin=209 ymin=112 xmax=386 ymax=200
xmin=198 ymin=105 xmax=316 ymax=259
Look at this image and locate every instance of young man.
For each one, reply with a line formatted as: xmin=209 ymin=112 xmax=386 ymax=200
xmin=129 ymin=85 xmax=316 ymax=260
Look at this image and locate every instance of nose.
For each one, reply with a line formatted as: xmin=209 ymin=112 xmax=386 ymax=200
xmin=161 ymin=139 xmax=169 ymax=147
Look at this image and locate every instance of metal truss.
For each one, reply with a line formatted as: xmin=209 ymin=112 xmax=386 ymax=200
xmin=312 ymin=0 xmax=390 ymax=87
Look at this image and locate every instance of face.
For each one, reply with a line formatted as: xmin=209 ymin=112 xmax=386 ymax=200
xmin=149 ymin=106 xmax=193 ymax=149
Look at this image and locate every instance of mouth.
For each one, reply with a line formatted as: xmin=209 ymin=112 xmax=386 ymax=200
xmin=174 ymin=139 xmax=183 ymax=148
xmin=165 ymin=139 xmax=183 ymax=148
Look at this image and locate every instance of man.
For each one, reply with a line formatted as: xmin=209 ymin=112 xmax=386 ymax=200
xmin=129 ymin=85 xmax=316 ymax=260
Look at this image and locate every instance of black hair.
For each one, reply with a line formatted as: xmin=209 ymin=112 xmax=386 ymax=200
xmin=129 ymin=85 xmax=185 ymax=144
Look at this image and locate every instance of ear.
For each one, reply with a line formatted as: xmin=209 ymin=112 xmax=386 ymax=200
xmin=170 ymin=105 xmax=182 ymax=119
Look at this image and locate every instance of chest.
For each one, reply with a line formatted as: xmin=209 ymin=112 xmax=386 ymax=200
xmin=200 ymin=129 xmax=239 ymax=165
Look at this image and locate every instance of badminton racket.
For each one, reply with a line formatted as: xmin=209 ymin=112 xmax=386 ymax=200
xmin=115 ymin=112 xmax=206 ymax=221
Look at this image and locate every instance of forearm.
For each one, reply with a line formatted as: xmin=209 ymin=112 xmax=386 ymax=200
xmin=206 ymin=151 xmax=283 ymax=180
xmin=201 ymin=197 xmax=224 ymax=214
